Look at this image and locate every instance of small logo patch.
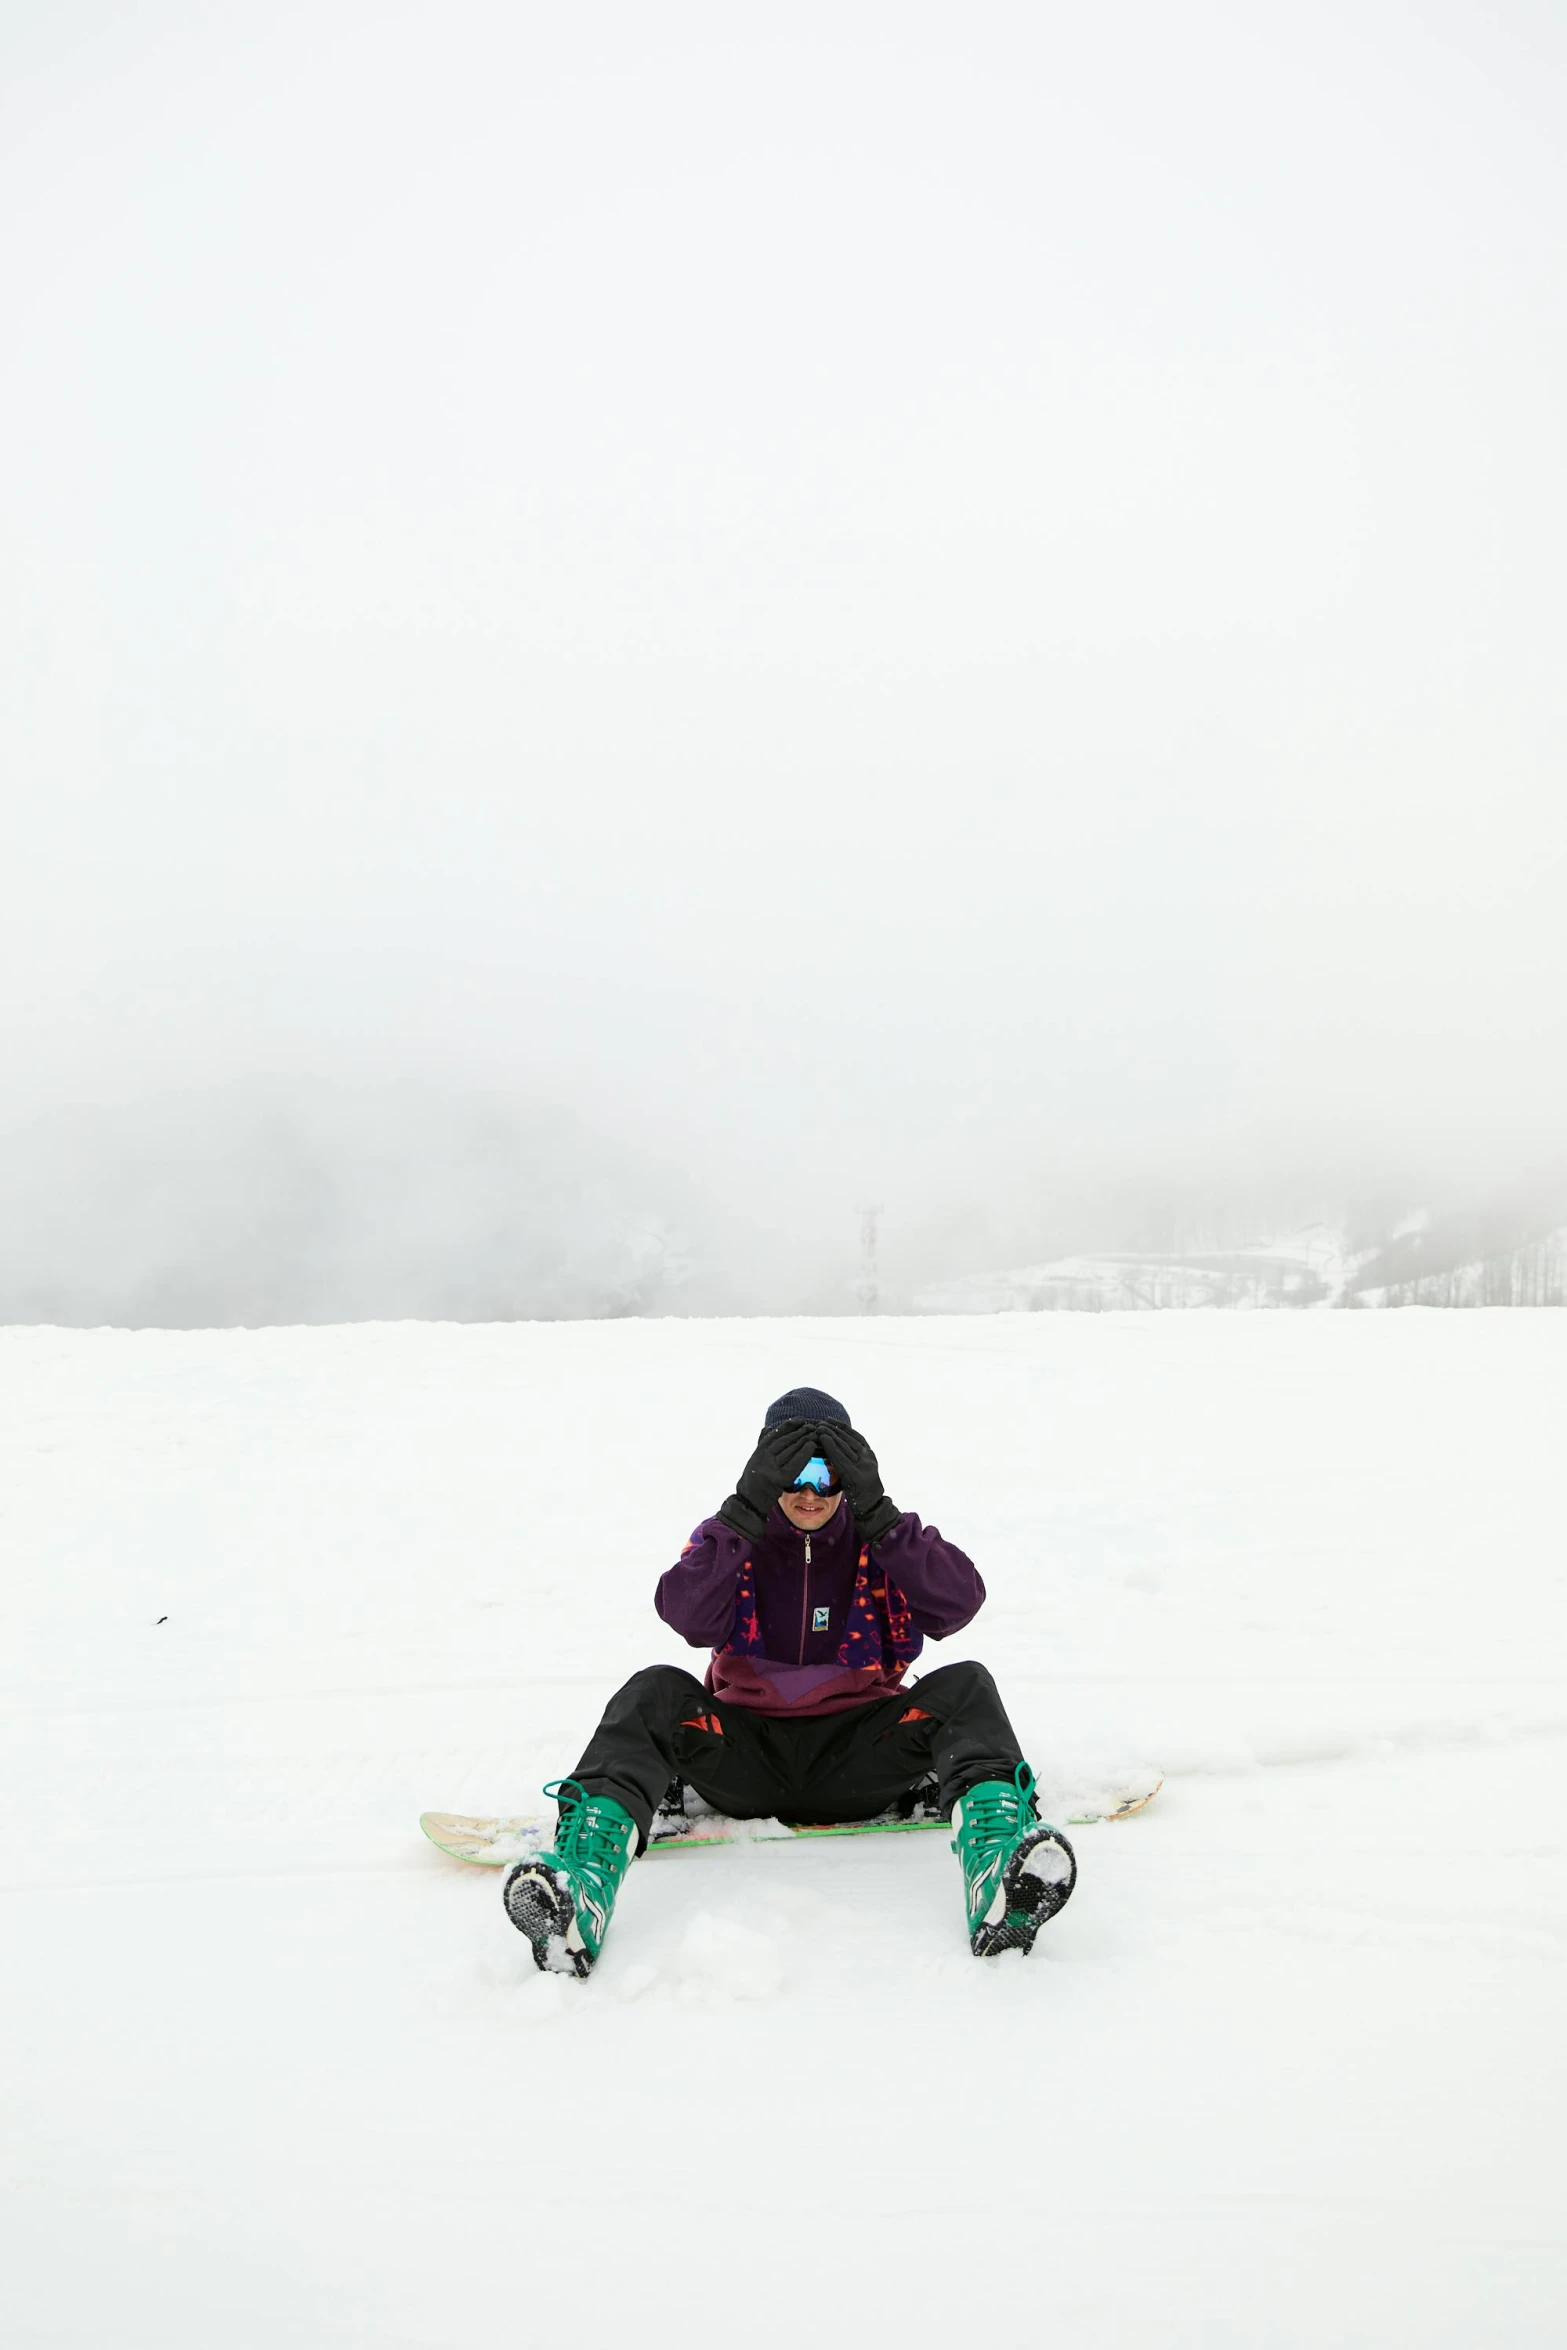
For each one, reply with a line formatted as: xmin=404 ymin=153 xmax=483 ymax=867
xmin=812 ymin=1605 xmax=831 ymax=1632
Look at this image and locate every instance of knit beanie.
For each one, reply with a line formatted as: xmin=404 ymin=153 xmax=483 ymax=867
xmin=764 ymin=1386 xmax=850 ymax=1429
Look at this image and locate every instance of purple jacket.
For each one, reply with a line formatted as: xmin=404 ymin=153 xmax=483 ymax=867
xmin=655 ymin=1498 xmax=985 ymax=1717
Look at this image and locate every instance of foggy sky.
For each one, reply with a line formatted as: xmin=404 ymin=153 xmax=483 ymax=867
xmin=3 ymin=2 xmax=1565 ymax=1319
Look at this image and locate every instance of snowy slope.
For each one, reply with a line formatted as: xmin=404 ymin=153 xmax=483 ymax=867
xmin=916 ymin=1208 xmax=1567 ymax=1314
xmin=2 ymin=1314 xmax=1564 ymax=2348
xmin=914 ymin=1220 xmax=1352 ymax=1311
xmin=1351 ymin=1220 xmax=1567 ymax=1309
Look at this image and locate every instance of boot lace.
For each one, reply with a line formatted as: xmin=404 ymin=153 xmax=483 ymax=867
xmin=543 ymin=1778 xmax=632 ymax=1886
xmin=957 ymin=1760 xmax=1038 ymax=1852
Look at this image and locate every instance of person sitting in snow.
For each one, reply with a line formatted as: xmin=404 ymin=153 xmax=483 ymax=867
xmin=503 ymin=1385 xmax=1077 ymax=1976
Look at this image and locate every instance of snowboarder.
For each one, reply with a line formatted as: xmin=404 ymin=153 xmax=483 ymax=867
xmin=503 ymin=1385 xmax=1077 ymax=1975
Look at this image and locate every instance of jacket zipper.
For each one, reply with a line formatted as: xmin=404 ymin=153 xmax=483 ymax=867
xmin=799 ymin=1532 xmax=812 ymax=1661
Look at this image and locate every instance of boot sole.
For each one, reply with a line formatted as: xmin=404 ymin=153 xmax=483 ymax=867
xmin=971 ymin=1827 xmax=1077 ymax=1958
xmin=503 ymin=1861 xmax=595 ymax=1978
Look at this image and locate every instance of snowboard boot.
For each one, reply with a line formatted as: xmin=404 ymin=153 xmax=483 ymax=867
xmin=895 ymin=1770 xmax=943 ymax=1822
xmin=952 ymin=1761 xmax=1078 ymax=1957
xmin=502 ymin=1780 xmax=638 ymax=1978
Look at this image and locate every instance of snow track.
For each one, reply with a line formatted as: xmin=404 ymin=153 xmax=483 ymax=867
xmin=2 ymin=1314 xmax=1564 ymax=2346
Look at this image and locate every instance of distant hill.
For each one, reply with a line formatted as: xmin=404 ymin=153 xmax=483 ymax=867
xmin=1345 ymin=1204 xmax=1567 ymax=1309
xmin=914 ymin=1202 xmax=1567 ymax=1313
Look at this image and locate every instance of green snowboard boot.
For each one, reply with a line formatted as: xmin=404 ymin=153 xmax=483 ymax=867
xmin=952 ymin=1761 xmax=1078 ymax=1957
xmin=502 ymin=1780 xmax=638 ymax=1978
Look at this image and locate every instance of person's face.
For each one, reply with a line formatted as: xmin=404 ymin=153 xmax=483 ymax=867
xmin=778 ymin=1484 xmax=844 ymax=1532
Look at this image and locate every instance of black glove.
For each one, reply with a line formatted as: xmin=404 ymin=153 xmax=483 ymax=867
xmin=716 ymin=1419 xmax=818 ymax=1542
xmin=824 ymin=1423 xmax=901 ymax=1545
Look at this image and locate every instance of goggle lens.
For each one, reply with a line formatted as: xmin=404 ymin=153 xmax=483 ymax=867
xmin=793 ymin=1455 xmax=841 ymax=1496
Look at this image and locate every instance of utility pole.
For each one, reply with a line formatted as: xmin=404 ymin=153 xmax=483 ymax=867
xmin=857 ymin=1206 xmax=880 ymax=1314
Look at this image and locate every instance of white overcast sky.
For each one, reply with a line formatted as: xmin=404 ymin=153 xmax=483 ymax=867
xmin=2 ymin=1 xmax=1565 ymax=1312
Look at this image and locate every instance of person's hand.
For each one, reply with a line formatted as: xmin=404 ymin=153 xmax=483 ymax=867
xmin=716 ymin=1419 xmax=819 ymax=1542
xmin=824 ymin=1423 xmax=901 ymax=1544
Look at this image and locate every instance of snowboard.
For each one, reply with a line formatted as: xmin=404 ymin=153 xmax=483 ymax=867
xmin=420 ymin=1773 xmax=1160 ymax=1868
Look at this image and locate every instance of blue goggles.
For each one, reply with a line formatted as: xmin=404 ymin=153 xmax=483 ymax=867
xmin=792 ymin=1455 xmax=841 ymax=1496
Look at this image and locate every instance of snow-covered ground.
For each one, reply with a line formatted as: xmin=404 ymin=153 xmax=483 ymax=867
xmin=3 ymin=1313 xmax=1564 ymax=2347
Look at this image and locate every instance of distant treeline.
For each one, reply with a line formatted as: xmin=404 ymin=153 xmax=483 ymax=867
xmin=1351 ymin=1228 xmax=1567 ymax=1309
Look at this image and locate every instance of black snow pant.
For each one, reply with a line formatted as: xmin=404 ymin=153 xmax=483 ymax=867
xmin=569 ymin=1660 xmax=1025 ymax=1845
